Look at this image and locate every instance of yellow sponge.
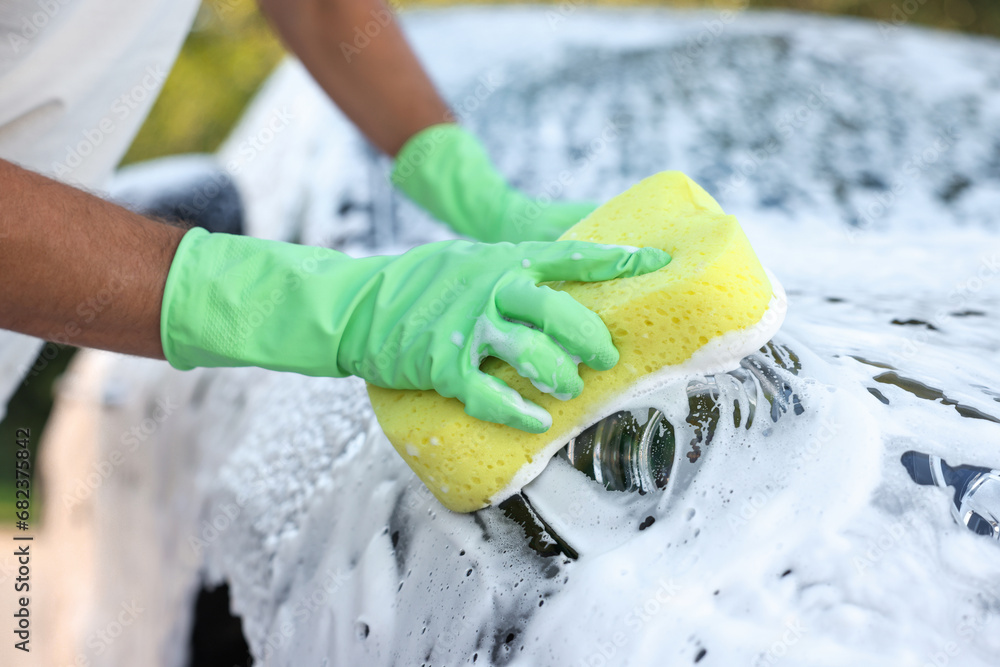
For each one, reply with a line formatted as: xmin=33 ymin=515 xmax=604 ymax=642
xmin=367 ymin=171 xmax=779 ymax=512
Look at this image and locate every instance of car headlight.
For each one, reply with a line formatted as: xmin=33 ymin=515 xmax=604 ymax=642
xmin=563 ymin=339 xmax=802 ymax=495
xmin=497 ymin=338 xmax=807 ymax=559
xmin=565 ymin=408 xmax=675 ymax=494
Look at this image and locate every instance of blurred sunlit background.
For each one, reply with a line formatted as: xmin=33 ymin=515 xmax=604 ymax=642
xmin=0 ymin=0 xmax=995 ymax=516
xmin=126 ymin=0 xmax=1000 ymax=165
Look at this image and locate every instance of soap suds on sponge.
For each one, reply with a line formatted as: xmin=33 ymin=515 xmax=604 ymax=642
xmin=368 ymin=171 xmax=781 ymax=512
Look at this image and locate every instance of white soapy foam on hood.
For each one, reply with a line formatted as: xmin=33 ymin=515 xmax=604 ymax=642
xmin=94 ymin=8 xmax=1000 ymax=667
xmin=488 ymin=274 xmax=788 ymax=509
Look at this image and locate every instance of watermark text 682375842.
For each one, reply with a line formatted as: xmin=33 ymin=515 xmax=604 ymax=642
xmin=13 ymin=428 xmax=31 ymax=531
xmin=12 ymin=427 xmax=33 ymax=653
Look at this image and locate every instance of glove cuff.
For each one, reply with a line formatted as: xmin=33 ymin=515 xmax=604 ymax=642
xmin=160 ymin=228 xmax=359 ymax=376
xmin=391 ymin=123 xmax=513 ymax=242
xmin=161 ymin=227 xmax=213 ymax=370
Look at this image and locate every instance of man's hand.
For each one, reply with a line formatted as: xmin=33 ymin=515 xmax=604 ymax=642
xmin=162 ymin=232 xmax=670 ymax=432
xmin=392 ymin=123 xmax=598 ymax=243
xmin=257 ymin=0 xmax=597 ymax=242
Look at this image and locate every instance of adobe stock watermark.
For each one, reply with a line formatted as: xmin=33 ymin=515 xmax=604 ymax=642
xmin=852 ymin=492 xmax=935 ymax=576
xmin=17 ymin=275 xmax=128 ymax=386
xmin=219 ymin=241 xmax=338 ymax=354
xmin=6 ymin=0 xmax=69 ymax=54
xmin=448 ymin=72 xmax=505 ymax=124
xmin=188 ymin=473 xmax=274 ymax=555
xmin=254 ymin=567 xmax=351 ymax=662
xmin=848 ymin=125 xmax=960 ymax=242
xmin=508 ymin=116 xmax=626 ymax=237
xmin=360 ymin=276 xmax=468 ymax=377
xmin=671 ymin=0 xmax=750 ymax=72
xmin=224 ymin=106 xmax=296 ymax=176
xmin=887 ymin=251 xmax=998 ymax=365
xmin=399 ymin=474 xmax=439 ymax=515
xmin=153 ymin=104 xmax=297 ymax=224
xmin=51 ymin=65 xmax=169 ymax=178
xmin=754 ymin=618 xmax=807 ymax=666
xmin=718 ymin=84 xmax=833 ymax=197
xmin=53 ymin=277 xmax=127 ymax=344
xmin=391 ymin=73 xmax=504 ymax=185
xmin=574 ymin=578 xmax=682 ymax=667
xmin=728 ymin=416 xmax=840 ymax=533
xmin=878 ymin=0 xmax=930 ymax=39
xmin=62 ymin=396 xmax=180 ymax=510
xmin=339 ymin=0 xmax=402 ymax=63
xmin=919 ymin=587 xmax=1000 ymax=667
xmin=78 ymin=600 xmax=145 ymax=662
xmin=545 ymin=0 xmax=587 ymax=31
xmin=188 ymin=499 xmax=244 ymax=556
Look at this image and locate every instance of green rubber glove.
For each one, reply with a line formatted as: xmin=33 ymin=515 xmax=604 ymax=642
xmin=391 ymin=123 xmax=598 ymax=243
xmin=161 ymin=229 xmax=670 ymax=433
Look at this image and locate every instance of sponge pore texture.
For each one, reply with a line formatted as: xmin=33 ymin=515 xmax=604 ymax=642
xmin=367 ymin=171 xmax=774 ymax=512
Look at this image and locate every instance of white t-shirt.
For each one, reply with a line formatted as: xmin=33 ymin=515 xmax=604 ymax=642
xmin=0 ymin=0 xmax=201 ymax=420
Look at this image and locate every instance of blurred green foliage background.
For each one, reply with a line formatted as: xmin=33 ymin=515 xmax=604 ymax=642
xmin=125 ymin=0 xmax=996 ymax=165
xmin=1 ymin=0 xmax=995 ymax=519
xmin=122 ymin=0 xmax=285 ymax=164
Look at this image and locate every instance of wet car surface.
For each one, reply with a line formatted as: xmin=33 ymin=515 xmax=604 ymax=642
xmin=52 ymin=9 xmax=1000 ymax=666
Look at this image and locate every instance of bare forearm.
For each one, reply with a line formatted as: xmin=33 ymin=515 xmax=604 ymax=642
xmin=259 ymin=0 xmax=452 ymax=156
xmin=0 ymin=160 xmax=187 ymax=359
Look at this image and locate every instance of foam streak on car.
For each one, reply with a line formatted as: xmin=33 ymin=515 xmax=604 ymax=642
xmin=49 ymin=8 xmax=1000 ymax=667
